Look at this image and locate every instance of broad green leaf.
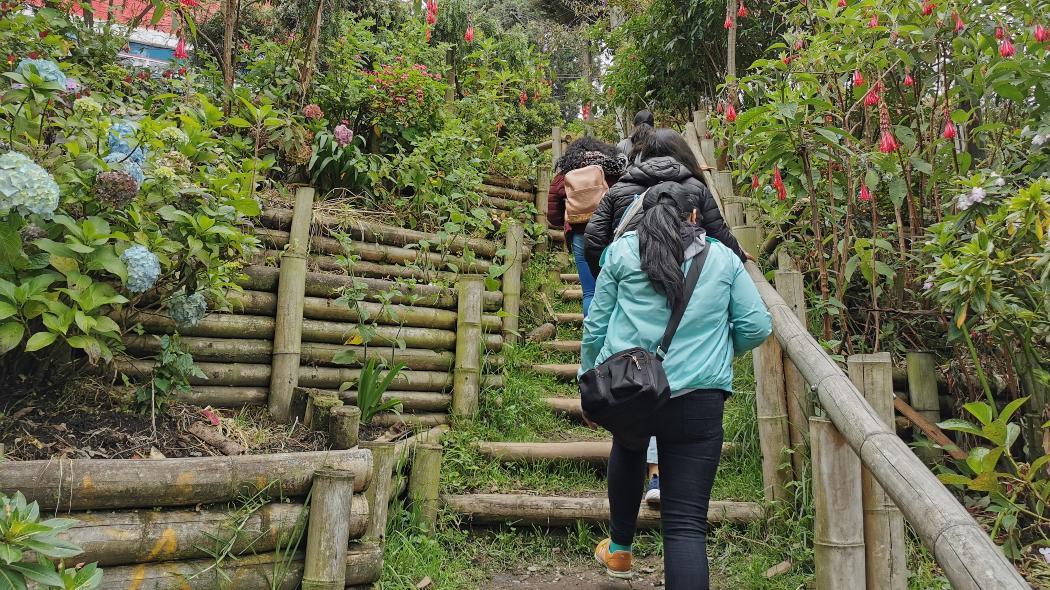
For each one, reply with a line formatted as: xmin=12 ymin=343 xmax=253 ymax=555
xmin=0 ymin=322 xmax=26 ymax=355
xmin=936 ymin=473 xmax=971 ymax=486
xmin=0 ymin=302 xmax=16 ymax=320
xmin=24 ymin=332 xmax=57 ymax=352
xmin=997 ymin=396 xmax=1029 ymax=424
xmin=963 ymin=401 xmax=993 ymax=426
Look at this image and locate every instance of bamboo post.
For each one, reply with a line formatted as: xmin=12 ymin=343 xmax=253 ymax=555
xmin=692 ymin=109 xmax=708 ymax=141
xmin=302 ymin=468 xmax=354 ymax=590
xmin=330 ymin=406 xmax=361 ymax=449
xmin=753 ymin=338 xmax=794 ymax=503
xmin=305 ymin=389 xmax=343 ymax=432
xmin=269 ymin=186 xmax=314 ymax=422
xmin=849 ymin=354 xmax=908 ymax=590
xmin=906 ymin=352 xmax=941 ymax=464
xmin=408 ymin=443 xmax=443 ymax=529
xmin=535 ymin=166 xmax=551 ymax=252
xmin=552 ymin=127 xmax=563 ymax=168
xmin=733 ymin=224 xmax=760 ymax=258
xmin=360 ymin=442 xmax=397 ymax=542
xmin=453 ymin=276 xmax=485 ymax=417
xmin=502 ymin=221 xmax=524 ymax=343
xmin=811 ymin=417 xmax=866 ymax=590
xmin=776 ymin=267 xmax=810 ymax=479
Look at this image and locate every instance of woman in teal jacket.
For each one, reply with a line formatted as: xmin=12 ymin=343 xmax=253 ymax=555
xmin=584 ymin=182 xmax=771 ymax=588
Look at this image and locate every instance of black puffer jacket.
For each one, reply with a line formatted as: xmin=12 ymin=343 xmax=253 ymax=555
xmin=583 ymin=156 xmax=746 ymax=272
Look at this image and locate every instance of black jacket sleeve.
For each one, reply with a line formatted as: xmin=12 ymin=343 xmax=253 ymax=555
xmin=696 ymin=182 xmax=748 ymax=262
xmin=584 ymin=194 xmax=616 ymax=273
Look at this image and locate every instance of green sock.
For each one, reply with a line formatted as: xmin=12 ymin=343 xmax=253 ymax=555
xmin=609 ymin=541 xmax=632 ymax=554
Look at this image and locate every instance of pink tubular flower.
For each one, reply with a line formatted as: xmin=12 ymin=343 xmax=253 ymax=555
xmin=751 ymin=174 xmax=760 ymax=189
xmin=334 ymin=122 xmax=353 ymax=146
xmin=868 ymin=14 xmax=878 ymax=28
xmin=943 ymin=120 xmax=956 ymax=140
xmin=903 ymin=72 xmax=914 ymax=86
xmin=1036 ymin=24 xmax=1049 ymax=43
xmin=921 ymin=1 xmax=935 ymax=16
xmin=999 ymin=37 xmax=1015 ymax=57
xmin=878 ymin=101 xmax=898 ymax=153
xmin=302 ymin=103 xmax=323 ymax=120
xmin=859 ymin=183 xmax=872 ymax=202
xmin=773 ymin=167 xmax=787 ymax=201
xmin=837 ymin=0 xmax=846 ymax=8
xmin=724 ymin=15 xmax=733 ymax=29
xmin=174 ymin=38 xmax=188 ymax=60
xmin=464 ymin=25 xmax=474 ymax=42
xmin=737 ymin=1 xmax=748 ymax=18
xmin=582 ymin=103 xmax=591 ymax=120
xmin=995 ymin=26 xmax=1005 ymax=40
xmin=864 ymin=82 xmax=881 ymax=107
xmin=726 ymin=102 xmax=737 ymax=122
xmin=953 ymin=11 xmax=964 ymax=32
xmin=519 ymin=91 xmax=527 ymax=106
xmin=853 ymin=69 xmax=865 ymax=87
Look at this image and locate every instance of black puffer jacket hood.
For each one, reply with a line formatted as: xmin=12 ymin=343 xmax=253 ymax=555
xmin=583 ymin=156 xmax=746 ymax=272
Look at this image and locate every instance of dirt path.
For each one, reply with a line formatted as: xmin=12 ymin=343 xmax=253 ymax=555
xmin=484 ymin=554 xmax=667 ymax=589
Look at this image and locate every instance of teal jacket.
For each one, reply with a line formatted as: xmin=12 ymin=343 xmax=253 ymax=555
xmin=579 ymin=233 xmax=772 ymax=394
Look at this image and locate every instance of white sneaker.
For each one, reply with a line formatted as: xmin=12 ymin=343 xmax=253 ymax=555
xmin=644 ymin=476 xmax=661 ymax=506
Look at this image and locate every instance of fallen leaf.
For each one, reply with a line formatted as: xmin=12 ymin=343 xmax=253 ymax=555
xmin=764 ymin=559 xmax=792 ymax=578
xmin=200 ymin=408 xmax=221 ymax=426
xmin=416 ymin=576 xmax=433 ymax=589
xmin=148 ymin=447 xmax=166 ymax=459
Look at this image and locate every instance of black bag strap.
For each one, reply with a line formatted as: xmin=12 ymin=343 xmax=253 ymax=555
xmin=656 ymin=245 xmax=709 ymax=360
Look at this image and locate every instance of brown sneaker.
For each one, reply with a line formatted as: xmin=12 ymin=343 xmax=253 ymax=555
xmin=594 ymin=538 xmax=633 ymax=579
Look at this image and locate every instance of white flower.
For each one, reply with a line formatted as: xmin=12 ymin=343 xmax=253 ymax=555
xmin=970 ymin=187 xmax=986 ymax=204
xmin=991 ymin=173 xmax=1005 ymax=187
xmin=1040 ymin=547 xmax=1050 ymax=564
xmin=1034 ymin=134 xmax=1047 ymax=148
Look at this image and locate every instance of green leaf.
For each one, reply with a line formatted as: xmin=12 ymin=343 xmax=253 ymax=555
xmin=992 ymin=82 xmax=1024 ymax=102
xmin=0 ymin=322 xmax=26 ymax=355
xmin=24 ymin=332 xmax=57 ymax=352
xmin=0 ymin=302 xmax=16 ymax=321
xmin=963 ymin=401 xmax=993 ymax=426
xmin=997 ymin=396 xmax=1029 ymax=424
xmin=936 ymin=473 xmax=972 ymax=487
xmin=7 ymin=562 xmax=63 ymax=586
xmin=938 ymin=418 xmax=984 ymax=438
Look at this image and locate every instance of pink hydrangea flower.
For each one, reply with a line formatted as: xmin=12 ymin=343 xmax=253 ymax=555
xmin=303 ymin=104 xmax=323 ymax=120
xmin=334 ymin=122 xmax=353 ymax=146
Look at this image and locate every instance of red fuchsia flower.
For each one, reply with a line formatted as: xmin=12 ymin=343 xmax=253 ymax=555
xmin=953 ymin=12 xmax=965 ymax=32
xmin=726 ymin=102 xmax=737 ymax=122
xmin=1035 ymin=24 xmax=1049 ymax=43
xmin=519 ymin=91 xmax=527 ymax=106
xmin=5 ymin=54 xmax=13 ymax=65
xmin=582 ymin=103 xmax=591 ymax=120
xmin=864 ymin=81 xmax=881 ymax=107
xmin=995 ymin=27 xmax=1005 ymax=40
xmin=752 ymin=174 xmax=760 ymax=189
xmin=28 ymin=51 xmax=40 ymax=59
xmin=178 ymin=66 xmax=187 ymax=76
xmin=737 ymin=1 xmax=748 ymax=18
xmin=782 ymin=55 xmax=794 ymax=65
xmin=921 ymin=1 xmax=935 ymax=16
xmin=302 ymin=103 xmax=323 ymax=120
xmin=868 ymin=14 xmax=879 ymax=28
xmin=39 ymin=30 xmax=48 ymax=39
xmin=716 ymin=102 xmax=724 ymax=114
xmin=724 ymin=15 xmax=733 ymax=29
xmin=773 ymin=167 xmax=787 ymax=200
xmin=837 ymin=0 xmax=847 ymax=8
xmin=426 ymin=10 xmax=437 ymax=24
xmin=943 ymin=119 xmax=957 ymax=140
xmin=180 ymin=0 xmax=200 ymax=6
xmin=903 ymin=72 xmax=914 ymax=86
xmin=853 ymin=69 xmax=865 ymax=86
xmin=793 ymin=38 xmax=805 ymax=50
xmin=999 ymin=36 xmax=1015 ymax=57
xmin=464 ymin=25 xmax=474 ymax=42
xmin=878 ymin=102 xmax=899 ymax=153
xmin=138 ymin=71 xmax=149 ymax=80
xmin=859 ymin=183 xmax=872 ymax=202
xmin=174 ymin=38 xmax=188 ymax=60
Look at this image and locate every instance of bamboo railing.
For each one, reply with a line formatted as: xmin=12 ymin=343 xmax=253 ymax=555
xmin=685 ymin=111 xmax=1030 ymax=589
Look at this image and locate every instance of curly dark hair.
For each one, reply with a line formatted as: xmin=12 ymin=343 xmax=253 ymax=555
xmin=556 ymin=136 xmax=618 ymax=172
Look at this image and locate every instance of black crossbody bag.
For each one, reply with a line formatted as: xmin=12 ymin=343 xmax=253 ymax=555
xmin=579 ymin=246 xmax=709 ymax=434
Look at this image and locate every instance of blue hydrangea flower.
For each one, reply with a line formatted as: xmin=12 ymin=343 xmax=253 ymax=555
xmin=121 ymin=245 xmax=161 ymax=293
xmin=0 ymin=151 xmax=61 ymax=219
xmin=15 ymin=59 xmax=67 ymax=87
xmin=104 ymin=152 xmax=145 ymax=186
xmin=107 ymin=121 xmax=144 ymax=159
xmin=168 ymin=291 xmax=207 ymax=328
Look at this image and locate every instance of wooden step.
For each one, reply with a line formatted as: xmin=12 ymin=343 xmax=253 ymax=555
xmin=554 ymin=313 xmax=583 ymax=325
xmin=544 ymin=397 xmax=582 ymax=416
xmin=532 ymin=363 xmax=580 ymax=381
xmin=560 ymin=288 xmax=583 ymax=301
xmin=443 ymin=493 xmax=763 ymax=527
xmin=560 ymin=273 xmax=580 ymax=283
xmin=477 ymin=440 xmax=736 ymax=464
xmin=540 ymin=340 xmax=581 ymax=353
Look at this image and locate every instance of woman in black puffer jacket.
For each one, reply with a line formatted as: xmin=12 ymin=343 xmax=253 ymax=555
xmin=584 ymin=128 xmax=748 ymax=273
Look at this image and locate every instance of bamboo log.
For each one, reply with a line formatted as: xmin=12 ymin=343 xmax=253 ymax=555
xmin=270 ymin=186 xmax=314 ymax=422
xmin=114 ymin=358 xmax=502 ymax=391
xmin=502 ymin=221 xmax=525 ymax=342
xmin=528 ymin=324 xmax=557 ymax=343
xmin=539 ymin=339 xmax=580 ymax=353
xmin=543 ymin=397 xmax=582 ymax=417
xmin=339 ymin=390 xmax=451 ymax=412
xmin=241 ymin=266 xmax=503 ymax=311
xmin=753 ymin=337 xmax=794 ymax=503
xmin=258 ymin=227 xmax=492 ymax=274
xmin=225 ymin=289 xmax=503 ymax=332
xmin=481 ymin=184 xmax=533 ymax=202
xmin=443 ymin=494 xmax=762 ymax=527
xmin=0 ymin=450 xmax=373 ymax=510
xmin=535 ymin=167 xmax=551 ymax=242
xmin=261 ymin=207 xmax=499 ymax=258
xmin=775 ymin=268 xmax=810 ymax=480
xmin=559 ymin=288 xmax=583 ymax=301
xmin=57 ymin=499 xmax=368 ymax=567
xmin=892 ymin=396 xmax=967 ymax=460
xmin=370 ymin=412 xmax=448 ymax=428
xmin=482 ymin=194 xmax=525 ymax=212
xmin=552 ymin=126 xmax=563 ymax=168
xmin=483 ymin=175 xmax=534 ymax=192
xmin=745 ymin=261 xmax=1029 ymax=589
xmin=257 ymin=248 xmax=462 ymax=284
xmin=547 ymin=228 xmax=565 ymax=243
xmin=180 ymin=386 xmax=267 ymax=406
xmin=848 ymin=354 xmax=908 ymax=590
xmin=303 ymin=469 xmax=354 ymax=590
xmin=360 ymin=443 xmax=397 ymax=542
xmin=906 ymin=352 xmax=942 ymax=464
xmin=125 ymin=313 xmax=503 ymax=353
xmin=393 ymin=425 xmax=449 ymax=459
xmin=811 ymin=416 xmax=866 ymax=590
xmin=330 ymin=406 xmax=362 ymax=449
xmin=453 ymin=276 xmax=485 ymax=417
xmin=408 ymin=443 xmax=443 ymax=529
xmin=532 ymin=363 xmax=579 ymax=381
xmin=476 ymin=440 xmax=735 ymax=464
xmin=125 ymin=335 xmax=458 ymax=371
xmin=306 ymin=390 xmax=343 ymax=431
xmin=98 ymin=544 xmax=383 ymax=590
xmin=554 ymin=312 xmax=583 ymax=324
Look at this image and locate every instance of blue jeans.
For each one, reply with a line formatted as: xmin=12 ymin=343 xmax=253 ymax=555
xmin=608 ymin=390 xmax=726 ymax=589
xmin=570 ymin=232 xmax=596 ymax=316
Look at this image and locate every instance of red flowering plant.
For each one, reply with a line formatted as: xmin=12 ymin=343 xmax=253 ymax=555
xmin=362 ymin=59 xmax=447 ymax=143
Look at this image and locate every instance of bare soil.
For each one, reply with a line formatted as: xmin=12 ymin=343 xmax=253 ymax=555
xmin=484 ymin=554 xmax=670 ymax=589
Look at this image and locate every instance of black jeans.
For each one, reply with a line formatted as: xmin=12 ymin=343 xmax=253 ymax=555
xmin=607 ymin=390 xmax=726 ymax=590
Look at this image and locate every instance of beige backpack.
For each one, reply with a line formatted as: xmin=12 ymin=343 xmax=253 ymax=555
xmin=564 ymin=165 xmax=609 ymax=224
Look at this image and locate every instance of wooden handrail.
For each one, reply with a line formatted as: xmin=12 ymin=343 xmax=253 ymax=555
xmin=683 ymin=119 xmax=1031 ymax=589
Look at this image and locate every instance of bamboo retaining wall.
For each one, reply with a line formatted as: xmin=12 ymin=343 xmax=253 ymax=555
xmin=688 ymin=111 xmax=1030 ymax=589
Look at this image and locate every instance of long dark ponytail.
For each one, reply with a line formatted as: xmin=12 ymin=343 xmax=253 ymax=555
xmin=638 ymin=183 xmax=695 ymax=311
xmin=627 ymin=110 xmax=655 ymax=160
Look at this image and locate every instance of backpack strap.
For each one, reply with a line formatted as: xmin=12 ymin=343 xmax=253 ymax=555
xmin=656 ymin=245 xmax=710 ymax=360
